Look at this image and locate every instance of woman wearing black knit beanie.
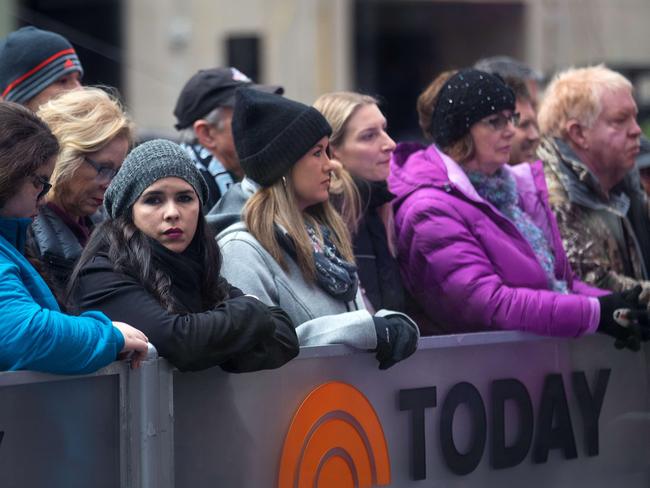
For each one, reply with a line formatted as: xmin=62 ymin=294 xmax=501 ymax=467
xmin=387 ymin=68 xmax=649 ymax=350
xmin=218 ymin=88 xmax=419 ymax=370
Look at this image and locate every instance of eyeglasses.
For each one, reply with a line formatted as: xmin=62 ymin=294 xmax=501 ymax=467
xmin=31 ymin=174 xmax=52 ymax=200
xmin=84 ymin=157 xmax=119 ymax=181
xmin=480 ymin=112 xmax=521 ymax=131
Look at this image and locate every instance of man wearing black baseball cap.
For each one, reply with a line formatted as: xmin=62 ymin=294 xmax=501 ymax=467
xmin=174 ymin=67 xmax=283 ymax=211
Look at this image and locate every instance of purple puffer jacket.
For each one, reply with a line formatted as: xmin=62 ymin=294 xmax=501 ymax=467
xmin=388 ymin=142 xmax=608 ymax=337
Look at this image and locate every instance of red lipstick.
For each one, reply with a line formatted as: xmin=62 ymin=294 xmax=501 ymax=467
xmin=163 ymin=227 xmax=183 ymax=238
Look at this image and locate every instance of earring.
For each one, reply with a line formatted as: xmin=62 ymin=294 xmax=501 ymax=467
xmin=282 ymin=176 xmax=287 ymax=187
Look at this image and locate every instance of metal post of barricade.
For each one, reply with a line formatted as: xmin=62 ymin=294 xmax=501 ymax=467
xmin=127 ymin=343 xmax=175 ymax=488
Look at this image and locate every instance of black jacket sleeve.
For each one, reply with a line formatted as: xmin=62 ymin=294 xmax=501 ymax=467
xmin=214 ymin=278 xmax=299 ymax=372
xmin=73 ymin=256 xmax=299 ymax=372
xmin=222 ymin=277 xmax=244 ymax=298
xmin=219 ymin=304 xmax=299 ymax=373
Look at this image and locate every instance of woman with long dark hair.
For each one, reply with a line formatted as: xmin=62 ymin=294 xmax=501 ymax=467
xmin=69 ymin=139 xmax=299 ymax=372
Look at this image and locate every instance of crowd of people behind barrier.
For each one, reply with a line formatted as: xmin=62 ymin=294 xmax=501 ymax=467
xmin=0 ymin=25 xmax=649 ymax=375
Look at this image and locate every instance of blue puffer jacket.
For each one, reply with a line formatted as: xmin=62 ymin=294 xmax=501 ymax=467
xmin=0 ymin=217 xmax=123 ymax=374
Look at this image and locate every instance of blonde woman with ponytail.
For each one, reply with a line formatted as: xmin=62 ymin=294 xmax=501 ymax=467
xmin=218 ymin=88 xmax=419 ymax=370
xmin=314 ymin=91 xmax=406 ymax=313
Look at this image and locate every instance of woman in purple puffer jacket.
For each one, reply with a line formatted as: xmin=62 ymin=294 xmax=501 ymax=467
xmin=388 ymin=68 xmax=648 ymax=347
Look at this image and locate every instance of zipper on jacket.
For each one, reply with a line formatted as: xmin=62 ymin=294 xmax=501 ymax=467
xmin=441 ymin=183 xmax=553 ymax=282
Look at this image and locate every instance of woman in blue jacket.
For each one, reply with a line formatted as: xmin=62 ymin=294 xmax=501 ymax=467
xmin=0 ymin=101 xmax=148 ymax=374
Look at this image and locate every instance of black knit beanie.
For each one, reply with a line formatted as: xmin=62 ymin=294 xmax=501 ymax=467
xmin=232 ymin=88 xmax=332 ymax=187
xmin=430 ymin=68 xmax=515 ymax=148
xmin=0 ymin=27 xmax=83 ymax=104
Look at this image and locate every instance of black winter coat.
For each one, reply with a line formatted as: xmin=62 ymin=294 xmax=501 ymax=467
xmin=353 ymin=179 xmax=406 ymax=312
xmin=72 ymin=251 xmax=299 ymax=372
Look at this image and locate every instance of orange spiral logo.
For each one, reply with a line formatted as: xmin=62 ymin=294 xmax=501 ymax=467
xmin=278 ymin=382 xmax=391 ymax=488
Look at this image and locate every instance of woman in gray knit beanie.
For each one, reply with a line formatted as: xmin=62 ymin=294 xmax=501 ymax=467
xmin=67 ymin=138 xmax=299 ymax=372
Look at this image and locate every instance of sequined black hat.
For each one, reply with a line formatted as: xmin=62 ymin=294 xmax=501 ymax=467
xmin=430 ymin=68 xmax=515 ymax=148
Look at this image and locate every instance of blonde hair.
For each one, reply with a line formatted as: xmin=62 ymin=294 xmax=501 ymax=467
xmin=244 ymin=175 xmax=354 ymax=283
xmin=313 ymin=91 xmax=377 ymax=234
xmin=538 ymin=64 xmax=632 ymax=138
xmin=417 ymin=70 xmax=475 ymax=164
xmin=37 ymin=86 xmax=134 ymax=199
xmin=328 ymin=163 xmax=361 ymax=234
xmin=314 ymin=92 xmax=379 ymax=147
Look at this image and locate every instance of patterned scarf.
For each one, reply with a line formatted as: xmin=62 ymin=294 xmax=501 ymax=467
xmin=306 ymin=223 xmax=359 ymax=301
xmin=468 ymin=168 xmax=569 ymax=293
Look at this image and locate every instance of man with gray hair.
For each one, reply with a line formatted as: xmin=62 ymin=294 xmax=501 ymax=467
xmin=537 ymin=65 xmax=650 ymax=297
xmin=173 ymin=67 xmax=283 ymax=211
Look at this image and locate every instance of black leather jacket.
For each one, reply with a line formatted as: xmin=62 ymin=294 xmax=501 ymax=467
xmin=26 ymin=205 xmax=100 ymax=291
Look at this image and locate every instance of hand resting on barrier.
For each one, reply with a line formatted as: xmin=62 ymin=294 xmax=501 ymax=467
xmin=372 ymin=310 xmax=420 ymax=370
xmin=113 ymin=321 xmax=149 ymax=368
xmin=597 ymin=286 xmax=650 ymax=351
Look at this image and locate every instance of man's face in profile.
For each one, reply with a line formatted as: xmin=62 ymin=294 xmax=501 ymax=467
xmin=509 ymin=97 xmax=540 ymax=164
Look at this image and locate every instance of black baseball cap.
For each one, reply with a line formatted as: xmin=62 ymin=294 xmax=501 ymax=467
xmin=173 ymin=67 xmax=284 ymax=130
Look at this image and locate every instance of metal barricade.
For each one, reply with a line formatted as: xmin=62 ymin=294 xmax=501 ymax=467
xmin=0 ymin=359 xmax=129 ymax=487
xmin=0 ymin=343 xmax=169 ymax=488
xmin=170 ymin=332 xmax=650 ymax=487
xmin=0 ymin=334 xmax=648 ymax=487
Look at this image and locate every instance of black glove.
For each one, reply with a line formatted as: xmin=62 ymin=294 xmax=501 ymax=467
xmin=372 ymin=311 xmax=419 ymax=370
xmin=597 ymin=286 xmax=650 ymax=351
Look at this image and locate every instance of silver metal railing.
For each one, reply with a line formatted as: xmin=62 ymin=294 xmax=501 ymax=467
xmin=0 ymin=334 xmax=648 ymax=487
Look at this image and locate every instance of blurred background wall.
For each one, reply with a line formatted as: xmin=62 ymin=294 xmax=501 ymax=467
xmin=2 ymin=0 xmax=650 ymax=140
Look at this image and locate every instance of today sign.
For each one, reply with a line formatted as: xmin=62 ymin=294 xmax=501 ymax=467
xmin=277 ymin=369 xmax=610 ymax=486
xmin=173 ymin=332 xmax=650 ymax=487
xmin=399 ymin=369 xmax=610 ymax=480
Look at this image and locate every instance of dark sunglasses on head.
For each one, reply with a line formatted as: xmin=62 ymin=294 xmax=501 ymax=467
xmin=31 ymin=174 xmax=52 ymax=200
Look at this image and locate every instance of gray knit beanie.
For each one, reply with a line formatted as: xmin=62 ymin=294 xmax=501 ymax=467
xmin=104 ymin=139 xmax=209 ymax=219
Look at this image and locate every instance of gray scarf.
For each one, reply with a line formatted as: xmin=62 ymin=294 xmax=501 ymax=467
xmin=306 ymin=223 xmax=359 ymax=302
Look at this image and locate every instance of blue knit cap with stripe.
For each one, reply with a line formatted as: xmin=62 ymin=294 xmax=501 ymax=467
xmin=0 ymin=26 xmax=83 ymax=104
